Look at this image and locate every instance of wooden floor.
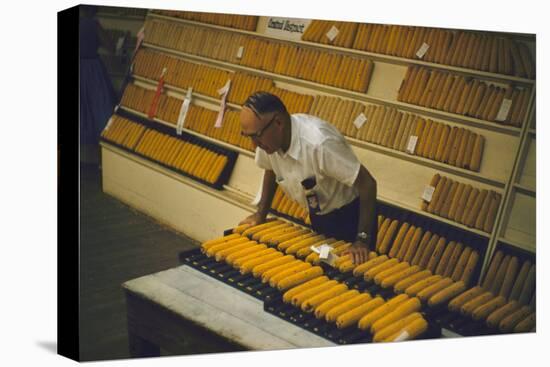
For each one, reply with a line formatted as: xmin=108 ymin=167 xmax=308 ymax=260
xmin=79 ymin=163 xmax=233 ymax=361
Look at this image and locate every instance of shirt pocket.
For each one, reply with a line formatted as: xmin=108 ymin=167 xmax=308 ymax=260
xmin=276 ymin=175 xmax=302 ymax=206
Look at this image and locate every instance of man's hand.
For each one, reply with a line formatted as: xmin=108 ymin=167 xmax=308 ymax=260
xmin=238 ymin=212 xmax=266 ymax=227
xmin=343 ymin=241 xmax=370 ymax=265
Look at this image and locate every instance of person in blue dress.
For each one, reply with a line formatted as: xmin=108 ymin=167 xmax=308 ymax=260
xmin=79 ymin=5 xmax=117 ymax=153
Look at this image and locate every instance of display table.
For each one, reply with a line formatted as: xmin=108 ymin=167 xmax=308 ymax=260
xmin=122 ymin=264 xmax=335 ymax=357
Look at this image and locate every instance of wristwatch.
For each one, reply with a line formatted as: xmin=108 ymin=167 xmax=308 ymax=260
xmin=356 ymin=231 xmax=370 ymax=243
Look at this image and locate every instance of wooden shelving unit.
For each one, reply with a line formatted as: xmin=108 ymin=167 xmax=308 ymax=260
xmin=101 ymin=9 xmax=536 ymax=284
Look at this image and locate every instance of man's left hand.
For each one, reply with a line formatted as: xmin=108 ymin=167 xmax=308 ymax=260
xmin=343 ymin=241 xmax=370 ymax=265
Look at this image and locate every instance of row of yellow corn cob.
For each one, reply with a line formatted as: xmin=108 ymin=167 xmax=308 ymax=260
xmin=133 ymin=49 xmax=315 ymax=111
xmin=310 ymin=95 xmax=485 ymax=172
xmin=211 ymin=217 xmax=534 ymax=333
xmin=201 ymin=224 xmax=429 ymax=342
xmin=422 ymin=174 xmax=501 ymax=233
xmin=143 ymin=19 xmax=374 ymax=93
xmin=302 ymin=21 xmax=535 ymax=79
xmin=398 ymin=66 xmax=530 ymax=126
xmin=151 ymin=9 xmax=259 ymax=31
xmin=101 ymin=115 xmax=228 ymax=184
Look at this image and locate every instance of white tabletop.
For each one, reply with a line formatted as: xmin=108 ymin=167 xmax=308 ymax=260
xmin=122 ymin=264 xmax=336 ymax=350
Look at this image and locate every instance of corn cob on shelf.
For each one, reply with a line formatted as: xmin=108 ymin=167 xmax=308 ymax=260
xmin=421 ymin=174 xmax=501 ymax=233
xmin=143 ymin=19 xmax=375 ymax=93
xmin=398 ymin=66 xmax=531 ymax=126
xmin=101 ymin=114 xmax=236 ymax=189
xmin=303 ymin=22 xmax=535 ymax=79
xmin=445 ymin=247 xmax=535 ymax=333
xmin=151 ymin=9 xmax=259 ymax=31
xmin=308 ymin=95 xmax=486 ymax=172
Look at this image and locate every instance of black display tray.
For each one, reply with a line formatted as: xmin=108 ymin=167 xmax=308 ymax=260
xmin=178 ymin=247 xmax=441 ymax=344
xmin=102 ymin=109 xmax=238 ymax=190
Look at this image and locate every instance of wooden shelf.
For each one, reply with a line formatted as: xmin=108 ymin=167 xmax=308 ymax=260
xmin=101 ymin=140 xmax=253 ymax=211
xmin=529 ymin=128 xmax=536 ymax=136
xmin=131 ymin=74 xmax=507 ymax=188
xmin=514 ymin=183 xmax=536 ymax=196
xmin=498 ymin=236 xmax=535 ymax=254
xmin=142 ymin=42 xmax=522 ymax=137
xmin=377 ymin=195 xmax=490 ymax=239
xmin=102 ymin=131 xmax=490 ymax=239
xmin=146 ymin=12 xmax=535 ymax=86
xmin=117 ymin=106 xmax=255 ymax=158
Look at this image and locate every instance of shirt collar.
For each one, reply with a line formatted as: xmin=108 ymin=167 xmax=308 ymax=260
xmin=281 ymin=115 xmax=301 ymax=160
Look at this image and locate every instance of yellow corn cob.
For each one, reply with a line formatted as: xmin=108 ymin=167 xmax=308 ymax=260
xmin=357 ymin=294 xmax=410 ymax=330
xmin=427 ymin=281 xmax=466 ymax=307
xmin=269 ymin=262 xmax=313 ymax=288
xmin=353 ymin=255 xmax=389 ymax=277
xmin=291 ymin=280 xmax=338 ymax=307
xmin=364 ymin=258 xmax=400 ymax=282
xmin=282 ymin=276 xmax=329 ymax=304
xmin=231 ymin=248 xmax=277 ymax=268
xmin=384 ymin=317 xmax=428 ymax=342
xmin=404 ymin=275 xmax=444 ymax=297
xmin=381 ymin=265 xmax=421 ymax=289
xmin=337 ymin=297 xmax=386 ymax=329
xmin=394 ymin=270 xmax=432 ymax=293
xmin=201 ymin=233 xmax=242 ymax=252
xmin=239 ymin=252 xmax=284 ymax=274
xmin=371 ymin=297 xmax=422 ymax=334
xmin=277 ymin=266 xmax=324 ymax=291
xmin=205 ymin=237 xmax=251 ymax=257
xmin=374 ymin=262 xmax=411 ymax=285
xmin=252 ymin=255 xmax=296 ymax=278
xmin=301 ymin=283 xmax=349 ymax=313
xmin=310 ymin=288 xmax=361 ymax=319
xmin=324 ymin=293 xmax=373 ymax=323
xmin=261 ymin=259 xmax=303 ymax=283
xmin=373 ymin=312 xmax=423 ymax=342
xmin=223 ymin=244 xmax=268 ymax=264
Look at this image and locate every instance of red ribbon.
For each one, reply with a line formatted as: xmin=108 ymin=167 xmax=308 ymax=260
xmin=148 ymin=68 xmax=166 ymax=119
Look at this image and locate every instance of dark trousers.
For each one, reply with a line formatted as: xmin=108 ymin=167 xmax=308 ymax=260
xmin=310 ymin=198 xmax=362 ymax=243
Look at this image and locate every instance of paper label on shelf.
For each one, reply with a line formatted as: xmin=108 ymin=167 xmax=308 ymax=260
xmin=422 ymin=185 xmax=436 ymax=202
xmin=176 ymin=88 xmax=193 ymax=135
xmin=353 ymin=113 xmax=368 ymax=129
xmin=236 ymin=46 xmax=244 ymax=59
xmin=393 ymin=330 xmax=410 ymax=342
xmin=495 ymin=98 xmax=513 ymax=122
xmin=326 ymin=26 xmax=339 ymax=41
xmin=215 ymin=79 xmax=232 ymax=128
xmin=406 ymin=135 xmax=418 ymax=154
xmin=416 ymin=43 xmax=430 ymax=58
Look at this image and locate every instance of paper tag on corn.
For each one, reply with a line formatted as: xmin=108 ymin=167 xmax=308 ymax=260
xmin=353 ymin=113 xmax=368 ymax=129
xmin=326 ymin=26 xmax=339 ymax=41
xmin=416 ymin=43 xmax=430 ymax=58
xmin=496 ymin=98 xmax=513 ymax=122
xmin=422 ymin=185 xmax=436 ymax=202
xmin=393 ymin=331 xmax=410 ymax=342
xmin=406 ymin=135 xmax=418 ymax=154
xmin=236 ymin=46 xmax=244 ymax=59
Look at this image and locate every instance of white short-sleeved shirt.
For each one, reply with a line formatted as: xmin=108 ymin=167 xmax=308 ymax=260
xmin=255 ymin=113 xmax=361 ymax=215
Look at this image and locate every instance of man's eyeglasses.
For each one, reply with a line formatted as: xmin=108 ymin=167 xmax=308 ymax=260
xmin=241 ymin=114 xmax=277 ymax=140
